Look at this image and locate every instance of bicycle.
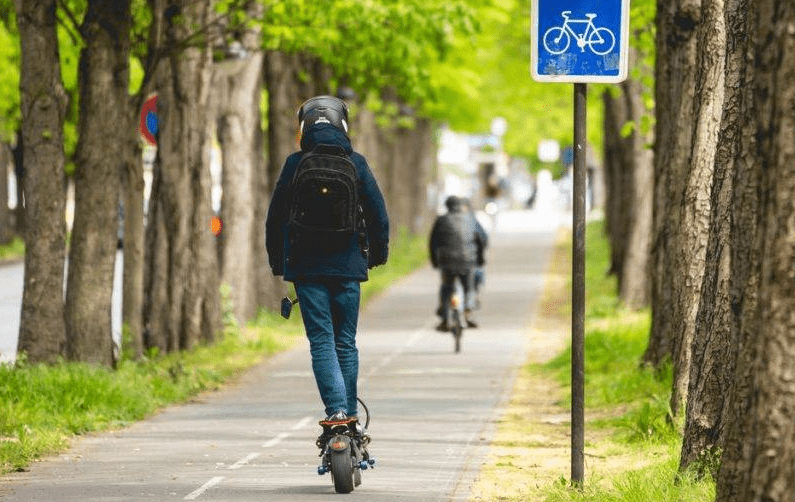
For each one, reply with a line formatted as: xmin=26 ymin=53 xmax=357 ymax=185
xmin=442 ymin=276 xmax=466 ymax=353
xmin=542 ymin=11 xmax=616 ymax=56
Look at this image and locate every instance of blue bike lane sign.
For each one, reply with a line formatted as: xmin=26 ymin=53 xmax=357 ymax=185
xmin=531 ymin=0 xmax=630 ymax=83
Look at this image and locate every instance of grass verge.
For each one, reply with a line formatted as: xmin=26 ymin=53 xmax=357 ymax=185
xmin=0 ymin=229 xmax=429 ymax=474
xmin=0 ymin=237 xmax=24 ymax=263
xmin=470 ymin=220 xmax=716 ymax=501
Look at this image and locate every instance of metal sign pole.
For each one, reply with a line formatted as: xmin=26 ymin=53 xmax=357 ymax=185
xmin=571 ymin=82 xmax=587 ymax=485
xmin=531 ymin=0 xmax=628 ymax=487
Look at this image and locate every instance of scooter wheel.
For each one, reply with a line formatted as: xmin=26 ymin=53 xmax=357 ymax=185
xmin=330 ymin=448 xmax=355 ymax=493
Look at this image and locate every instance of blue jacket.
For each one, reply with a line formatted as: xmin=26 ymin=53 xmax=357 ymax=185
xmin=266 ymin=123 xmax=389 ymax=282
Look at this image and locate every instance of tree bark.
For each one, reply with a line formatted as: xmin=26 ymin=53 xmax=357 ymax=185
xmin=215 ymin=24 xmax=264 ymax=323
xmin=680 ymin=0 xmax=747 ymax=475
xmin=64 ymin=0 xmax=130 ymax=366
xmin=144 ymin=0 xmax=220 ymax=352
xmin=121 ymin=0 xmax=167 ymax=360
xmin=713 ymin=2 xmax=760 ymax=496
xmin=14 ymin=0 xmax=68 ymax=364
xmin=645 ymin=0 xmax=702 ymax=375
xmin=409 ymin=118 xmax=436 ymax=234
xmin=121 ymin=103 xmax=146 ymax=360
xmin=668 ymin=0 xmax=725 ymax=416
xmin=619 ymin=71 xmax=654 ymax=311
xmin=602 ymin=46 xmax=654 ymax=313
xmin=716 ymin=0 xmax=795 ymax=499
xmin=602 ymin=87 xmax=630 ymax=289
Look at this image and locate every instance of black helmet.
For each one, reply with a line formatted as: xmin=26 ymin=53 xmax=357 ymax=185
xmin=297 ymin=95 xmax=349 ymax=135
xmin=445 ymin=195 xmax=463 ymax=211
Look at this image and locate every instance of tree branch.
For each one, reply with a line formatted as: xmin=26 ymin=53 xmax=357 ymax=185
xmin=56 ymin=0 xmax=83 ymax=42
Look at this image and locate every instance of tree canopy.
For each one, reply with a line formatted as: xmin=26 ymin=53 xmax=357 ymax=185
xmin=1 ymin=0 xmax=660 ymax=167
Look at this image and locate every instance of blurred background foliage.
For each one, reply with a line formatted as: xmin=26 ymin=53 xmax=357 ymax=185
xmin=0 ymin=0 xmax=656 ymax=169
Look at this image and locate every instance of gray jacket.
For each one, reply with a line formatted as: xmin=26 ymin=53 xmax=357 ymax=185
xmin=429 ymin=209 xmax=488 ymax=274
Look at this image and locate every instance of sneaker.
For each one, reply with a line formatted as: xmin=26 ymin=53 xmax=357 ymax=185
xmin=435 ymin=320 xmax=449 ymax=332
xmin=323 ymin=410 xmax=348 ymax=423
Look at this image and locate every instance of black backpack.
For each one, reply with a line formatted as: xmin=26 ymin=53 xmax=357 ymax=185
xmin=288 ymin=143 xmax=361 ymax=254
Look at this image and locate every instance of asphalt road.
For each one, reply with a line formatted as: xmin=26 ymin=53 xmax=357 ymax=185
xmin=0 ymin=208 xmax=566 ymax=501
xmin=0 ymin=260 xmax=22 ymax=364
xmin=0 ymin=251 xmax=123 ymax=364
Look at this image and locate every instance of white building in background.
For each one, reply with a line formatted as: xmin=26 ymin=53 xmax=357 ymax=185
xmin=435 ymin=125 xmax=530 ymax=214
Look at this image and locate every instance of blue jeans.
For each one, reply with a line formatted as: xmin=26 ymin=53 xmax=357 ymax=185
xmin=294 ymin=279 xmax=360 ymax=417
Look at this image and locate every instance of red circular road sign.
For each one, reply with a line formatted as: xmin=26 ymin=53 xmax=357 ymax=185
xmin=139 ymin=95 xmax=158 ymax=145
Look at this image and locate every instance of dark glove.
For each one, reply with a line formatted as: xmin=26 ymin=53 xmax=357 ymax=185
xmin=368 ymin=246 xmax=388 ymax=268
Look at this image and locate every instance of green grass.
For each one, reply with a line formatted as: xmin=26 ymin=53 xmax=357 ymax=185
xmin=0 ymin=312 xmax=301 ymax=473
xmin=531 ymin=220 xmax=715 ymax=501
xmin=0 ymin=237 xmax=24 ymax=262
xmin=544 ymin=445 xmax=715 ymax=502
xmin=0 ymin=228 xmax=430 ymax=474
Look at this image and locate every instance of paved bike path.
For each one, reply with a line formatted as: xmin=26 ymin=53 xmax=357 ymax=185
xmin=0 ymin=209 xmax=563 ymax=501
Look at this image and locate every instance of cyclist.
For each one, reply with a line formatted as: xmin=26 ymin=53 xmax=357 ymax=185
xmin=266 ymin=95 xmax=389 ymax=425
xmin=429 ymin=195 xmax=488 ymax=331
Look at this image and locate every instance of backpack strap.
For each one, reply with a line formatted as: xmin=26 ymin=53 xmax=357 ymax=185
xmin=309 ymin=143 xmax=348 ymax=157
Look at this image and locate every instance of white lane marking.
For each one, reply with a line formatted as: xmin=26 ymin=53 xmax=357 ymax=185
xmin=184 ymin=476 xmax=224 ymax=500
xmin=261 ymin=416 xmax=312 ymax=448
xmin=228 ymin=452 xmax=260 ymax=470
xmin=262 ymin=431 xmax=290 ymax=448
xmin=361 ymin=320 xmax=432 ymax=384
xmin=292 ymin=415 xmax=313 ymax=430
xmin=187 ymin=415 xmax=316 ymax=499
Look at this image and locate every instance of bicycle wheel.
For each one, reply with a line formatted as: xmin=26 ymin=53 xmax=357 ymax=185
xmin=543 ymin=27 xmax=570 ymax=55
xmin=451 ymin=311 xmax=463 ymax=353
xmin=588 ymin=27 xmax=615 ymax=55
xmin=330 ymin=447 xmax=355 ymax=494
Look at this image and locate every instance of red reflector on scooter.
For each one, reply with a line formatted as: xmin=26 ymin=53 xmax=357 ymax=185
xmin=332 ymin=441 xmax=346 ymax=450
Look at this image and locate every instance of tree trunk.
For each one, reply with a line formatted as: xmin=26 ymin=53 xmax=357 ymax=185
xmin=144 ymin=0 xmax=220 ymax=352
xmin=602 ymin=87 xmax=630 ymax=288
xmin=602 ymin=53 xmax=653 ymax=312
xmin=215 ymin=36 xmax=264 ymax=323
xmin=388 ymin=125 xmax=413 ymax=234
xmin=667 ymin=0 xmax=725 ymax=416
xmin=679 ymin=0 xmax=745 ymax=475
xmin=121 ymin=103 xmax=145 ymax=360
xmin=409 ymin=118 xmax=436 ymax=234
xmin=713 ymin=2 xmax=760 ymax=497
xmin=64 ymin=0 xmax=130 ymax=367
xmin=644 ymin=0 xmax=701 ymax=370
xmin=14 ymin=0 xmax=68 ymax=364
xmin=121 ymin=0 xmax=167 ymax=360
xmin=716 ymin=0 xmax=795 ymax=499
xmin=619 ymin=70 xmax=654 ymax=311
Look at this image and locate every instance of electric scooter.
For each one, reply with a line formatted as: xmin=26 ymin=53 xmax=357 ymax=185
xmin=280 ymin=298 xmax=376 ymax=493
xmin=316 ymin=398 xmax=376 ymax=493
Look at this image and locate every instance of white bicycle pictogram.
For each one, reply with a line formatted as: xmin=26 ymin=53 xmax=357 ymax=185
xmin=543 ymin=11 xmax=616 ymax=56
